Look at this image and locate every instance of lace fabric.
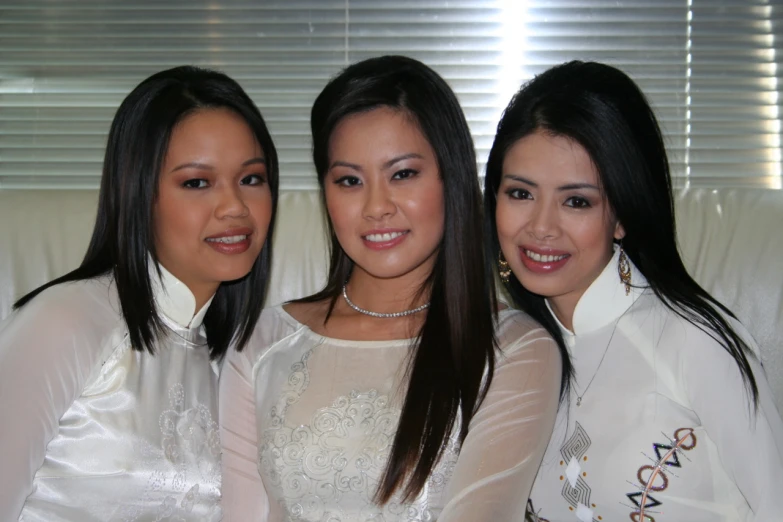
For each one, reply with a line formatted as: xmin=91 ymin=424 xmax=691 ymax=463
xmin=220 ymin=305 xmax=562 ymax=521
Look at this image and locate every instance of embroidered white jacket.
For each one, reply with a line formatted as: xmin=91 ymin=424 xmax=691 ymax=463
xmin=528 ymin=249 xmax=783 ymax=522
xmin=0 ymin=265 xmax=221 ymax=521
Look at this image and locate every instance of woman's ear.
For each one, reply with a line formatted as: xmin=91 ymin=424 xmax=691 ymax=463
xmin=614 ymin=221 xmax=626 ymax=241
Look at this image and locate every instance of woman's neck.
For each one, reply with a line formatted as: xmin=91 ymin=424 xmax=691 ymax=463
xmin=547 ymin=296 xmax=578 ymax=332
xmin=344 ymin=266 xmax=431 ymax=315
xmin=155 ymin=261 xmax=217 ymax=321
xmin=546 ymin=248 xmax=617 ymax=333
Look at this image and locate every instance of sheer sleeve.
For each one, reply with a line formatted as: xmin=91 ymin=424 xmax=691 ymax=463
xmin=671 ymin=318 xmax=783 ymax=521
xmin=438 ymin=312 xmax=562 ymax=521
xmin=219 ymin=343 xmax=269 ymax=521
xmin=0 ymin=281 xmax=117 ymax=520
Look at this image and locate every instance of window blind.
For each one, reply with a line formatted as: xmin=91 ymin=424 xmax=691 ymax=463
xmin=0 ymin=0 xmax=781 ymax=190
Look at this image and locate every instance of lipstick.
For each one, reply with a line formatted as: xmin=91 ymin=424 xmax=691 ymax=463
xmin=205 ymin=227 xmax=253 ymax=255
xmin=518 ymin=245 xmax=570 ymax=274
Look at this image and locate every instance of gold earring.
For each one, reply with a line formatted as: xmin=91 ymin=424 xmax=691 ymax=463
xmin=618 ymin=245 xmax=632 ymax=295
xmin=498 ymin=252 xmax=512 ymax=284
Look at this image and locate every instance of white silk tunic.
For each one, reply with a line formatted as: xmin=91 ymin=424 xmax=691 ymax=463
xmin=528 ymin=250 xmax=783 ymax=522
xmin=0 ymin=265 xmax=222 ymax=521
xmin=220 ymin=306 xmax=562 ymax=521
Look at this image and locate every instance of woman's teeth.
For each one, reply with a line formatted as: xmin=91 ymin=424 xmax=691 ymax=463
xmin=365 ymin=231 xmax=405 ymax=242
xmin=206 ymin=235 xmax=248 ymax=244
xmin=525 ymin=249 xmax=568 ymax=263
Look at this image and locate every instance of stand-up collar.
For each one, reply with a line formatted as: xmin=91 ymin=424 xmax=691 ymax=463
xmin=546 ymin=248 xmax=648 ymax=337
xmin=150 ymin=261 xmax=214 ymax=329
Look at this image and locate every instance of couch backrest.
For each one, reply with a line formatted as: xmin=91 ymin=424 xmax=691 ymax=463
xmin=1 ymin=188 xmax=781 ymax=411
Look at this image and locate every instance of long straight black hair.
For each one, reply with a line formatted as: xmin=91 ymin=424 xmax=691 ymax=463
xmin=484 ymin=60 xmax=758 ymax=405
xmin=301 ymin=55 xmax=497 ymax=503
xmin=15 ymin=66 xmax=279 ymax=360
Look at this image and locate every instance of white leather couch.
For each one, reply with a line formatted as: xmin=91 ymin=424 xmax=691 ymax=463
xmin=1 ymin=188 xmax=782 ymax=412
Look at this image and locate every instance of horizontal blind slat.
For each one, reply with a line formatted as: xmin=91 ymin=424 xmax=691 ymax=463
xmin=1 ymin=0 xmax=782 ymax=189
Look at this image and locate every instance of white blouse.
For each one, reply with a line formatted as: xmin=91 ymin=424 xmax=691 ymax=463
xmin=219 ymin=305 xmax=561 ymax=521
xmin=528 ymin=249 xmax=783 ymax=522
xmin=0 ymin=265 xmax=222 ymax=522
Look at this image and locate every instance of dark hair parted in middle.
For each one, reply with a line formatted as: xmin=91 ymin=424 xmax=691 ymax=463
xmin=15 ymin=65 xmax=279 ymax=360
xmin=303 ymin=55 xmax=497 ymax=503
xmin=484 ymin=60 xmax=758 ymax=405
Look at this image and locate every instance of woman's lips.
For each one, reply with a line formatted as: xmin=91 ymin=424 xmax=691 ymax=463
xmin=518 ymin=246 xmax=571 ymax=274
xmin=362 ymin=229 xmax=409 ymax=250
xmin=205 ymin=227 xmax=253 ymax=255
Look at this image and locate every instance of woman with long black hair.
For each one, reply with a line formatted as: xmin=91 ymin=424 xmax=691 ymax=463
xmin=220 ymin=55 xmax=562 ymax=521
xmin=0 ymin=66 xmax=279 ymax=520
xmin=484 ymin=60 xmax=783 ymax=522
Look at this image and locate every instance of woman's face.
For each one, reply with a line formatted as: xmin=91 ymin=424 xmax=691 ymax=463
xmin=154 ymin=108 xmax=273 ymax=305
xmin=324 ymin=106 xmax=444 ymax=284
xmin=495 ymin=130 xmax=624 ymax=319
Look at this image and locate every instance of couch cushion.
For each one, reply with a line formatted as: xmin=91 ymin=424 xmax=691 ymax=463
xmin=675 ymin=187 xmax=783 ymax=406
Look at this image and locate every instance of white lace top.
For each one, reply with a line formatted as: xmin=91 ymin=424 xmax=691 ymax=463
xmin=220 ymin=305 xmax=561 ymax=522
xmin=0 ymin=265 xmax=222 ymax=521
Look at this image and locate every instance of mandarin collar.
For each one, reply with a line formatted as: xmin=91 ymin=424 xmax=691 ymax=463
xmin=150 ymin=260 xmax=214 ymax=329
xmin=546 ymin=247 xmax=648 ymax=337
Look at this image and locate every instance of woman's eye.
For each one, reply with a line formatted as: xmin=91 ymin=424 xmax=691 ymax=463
xmin=334 ymin=175 xmax=362 ymax=187
xmin=182 ymin=179 xmax=209 ymax=189
xmin=565 ymin=196 xmax=591 ymax=209
xmin=391 ymin=168 xmax=418 ymax=180
xmin=505 ymin=187 xmax=532 ymax=200
xmin=240 ymin=174 xmax=266 ymax=186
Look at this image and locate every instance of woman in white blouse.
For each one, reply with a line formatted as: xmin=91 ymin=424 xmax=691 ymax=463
xmin=0 ymin=66 xmax=279 ymax=521
xmin=219 ymin=55 xmax=562 ymax=521
xmin=484 ymin=60 xmax=783 ymax=522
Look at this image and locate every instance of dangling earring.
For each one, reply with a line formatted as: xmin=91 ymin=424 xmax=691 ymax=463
xmin=498 ymin=252 xmax=512 ymax=284
xmin=618 ymin=244 xmax=632 ymax=296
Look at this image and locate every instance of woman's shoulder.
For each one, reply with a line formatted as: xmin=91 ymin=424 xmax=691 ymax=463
xmin=495 ymin=307 xmax=556 ymax=355
xmin=635 ymin=292 xmax=760 ymax=366
xmin=6 ymin=276 xmax=120 ymax=332
xmin=0 ymin=276 xmax=125 ymax=377
xmin=239 ymin=302 xmax=309 ymax=360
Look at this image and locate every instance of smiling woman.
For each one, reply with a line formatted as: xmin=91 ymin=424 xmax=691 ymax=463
xmin=0 ymin=66 xmax=279 ymax=520
xmin=219 ymin=55 xmax=562 ymax=522
xmin=324 ymin=106 xmax=445 ymax=288
xmin=496 ymin=131 xmax=625 ymax=330
xmin=155 ymin=108 xmax=273 ymax=310
xmin=484 ymin=60 xmax=783 ymax=522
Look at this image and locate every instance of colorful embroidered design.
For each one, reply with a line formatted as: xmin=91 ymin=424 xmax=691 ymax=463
xmin=625 ymin=427 xmax=697 ymax=522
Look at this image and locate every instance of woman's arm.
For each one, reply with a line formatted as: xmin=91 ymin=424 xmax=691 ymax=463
xmin=438 ymin=317 xmax=562 ymax=521
xmin=219 ymin=344 xmax=269 ymax=521
xmin=0 ymin=284 xmax=111 ymax=519
xmin=673 ymin=319 xmax=783 ymax=521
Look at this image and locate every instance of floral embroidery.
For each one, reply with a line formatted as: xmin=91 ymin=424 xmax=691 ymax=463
xmin=118 ymin=383 xmax=222 ymax=521
xmin=260 ymin=350 xmax=457 ymax=521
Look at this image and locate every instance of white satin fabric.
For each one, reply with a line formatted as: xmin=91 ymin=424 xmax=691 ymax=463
xmin=0 ymin=265 xmax=222 ymax=522
xmin=220 ymin=305 xmax=561 ymax=521
xmin=528 ymin=250 xmax=783 ymax=522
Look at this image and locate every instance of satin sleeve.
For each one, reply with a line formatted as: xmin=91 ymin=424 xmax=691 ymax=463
xmin=438 ymin=313 xmax=562 ymax=521
xmin=672 ymin=318 xmax=783 ymax=521
xmin=220 ymin=344 xmax=269 ymax=521
xmin=0 ymin=282 xmax=116 ymax=520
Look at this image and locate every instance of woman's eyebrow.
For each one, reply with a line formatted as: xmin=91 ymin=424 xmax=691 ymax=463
xmin=502 ymin=175 xmax=599 ymax=192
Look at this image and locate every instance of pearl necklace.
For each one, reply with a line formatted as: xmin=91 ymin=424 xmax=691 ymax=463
xmin=342 ymin=285 xmax=430 ymax=318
